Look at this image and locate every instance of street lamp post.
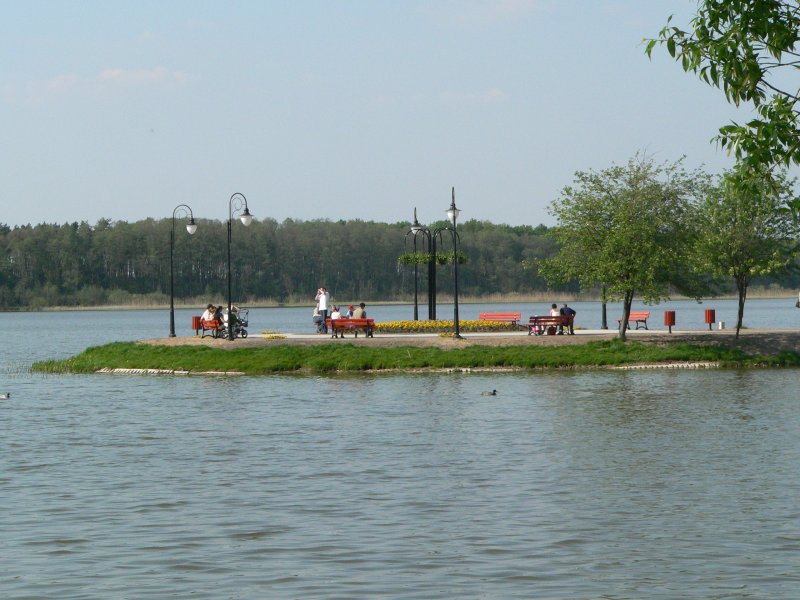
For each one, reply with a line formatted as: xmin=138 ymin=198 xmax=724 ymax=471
xmin=169 ymin=204 xmax=197 ymax=337
xmin=428 ymin=229 xmax=437 ymax=320
xmin=432 ymin=187 xmax=462 ymax=337
xmin=446 ymin=188 xmax=461 ymax=338
xmin=406 ymin=208 xmax=432 ymax=321
xmin=227 ymin=192 xmax=254 ymax=341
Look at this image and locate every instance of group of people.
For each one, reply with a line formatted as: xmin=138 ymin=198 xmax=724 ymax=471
xmin=201 ymin=303 xmax=241 ymax=324
xmin=547 ymin=302 xmax=577 ymax=335
xmin=313 ymin=287 xmax=367 ymax=333
xmin=201 ymin=303 xmax=223 ymax=322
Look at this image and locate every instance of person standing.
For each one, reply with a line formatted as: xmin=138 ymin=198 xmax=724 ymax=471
xmin=315 ymin=287 xmax=331 ymax=333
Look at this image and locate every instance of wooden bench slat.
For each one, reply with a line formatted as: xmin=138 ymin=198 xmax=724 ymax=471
xmin=479 ymin=312 xmax=522 ymax=325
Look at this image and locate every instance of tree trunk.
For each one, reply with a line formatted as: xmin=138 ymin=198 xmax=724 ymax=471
xmin=619 ymin=289 xmax=634 ymax=341
xmin=601 ymin=284 xmax=608 ymax=329
xmin=735 ymin=277 xmax=748 ymax=339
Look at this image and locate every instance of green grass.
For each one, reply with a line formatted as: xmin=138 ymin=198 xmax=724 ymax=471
xmin=30 ymin=339 xmax=800 ymax=375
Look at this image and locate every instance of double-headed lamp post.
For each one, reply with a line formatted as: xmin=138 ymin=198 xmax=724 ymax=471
xmin=446 ymin=187 xmax=462 ymax=338
xmin=227 ymin=193 xmax=254 ymax=341
xmin=406 ymin=207 xmax=431 ymax=321
xmin=169 ymin=204 xmax=197 ymax=337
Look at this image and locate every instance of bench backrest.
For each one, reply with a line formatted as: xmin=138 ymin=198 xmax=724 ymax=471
xmin=479 ymin=312 xmax=521 ymax=321
xmin=326 ymin=317 xmax=374 ymax=326
xmin=528 ymin=314 xmax=573 ymax=324
xmin=627 ymin=311 xmax=650 ymax=319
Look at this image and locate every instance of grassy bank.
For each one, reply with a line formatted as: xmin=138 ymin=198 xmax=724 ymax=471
xmin=31 ymin=340 xmax=800 ymax=375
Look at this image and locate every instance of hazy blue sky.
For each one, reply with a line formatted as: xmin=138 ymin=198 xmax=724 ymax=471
xmin=2 ymin=1 xmax=747 ymax=228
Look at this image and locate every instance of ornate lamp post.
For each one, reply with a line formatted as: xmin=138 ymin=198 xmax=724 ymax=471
xmin=446 ymin=188 xmax=462 ymax=338
xmin=169 ymin=204 xmax=197 ymax=337
xmin=227 ymin=192 xmax=253 ymax=341
xmin=406 ymin=208 xmax=432 ymax=321
xmin=433 ymin=187 xmax=462 ymax=337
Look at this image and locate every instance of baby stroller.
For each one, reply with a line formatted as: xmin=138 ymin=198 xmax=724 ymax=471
xmin=222 ymin=306 xmax=249 ymax=339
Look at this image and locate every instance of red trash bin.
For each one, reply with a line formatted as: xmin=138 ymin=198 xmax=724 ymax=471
xmin=664 ymin=310 xmax=675 ymax=333
xmin=192 ymin=315 xmax=202 ymax=334
xmin=704 ymin=309 xmax=715 ymax=331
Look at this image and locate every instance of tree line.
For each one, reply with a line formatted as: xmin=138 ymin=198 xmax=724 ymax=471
xmin=0 ymin=217 xmax=562 ymax=309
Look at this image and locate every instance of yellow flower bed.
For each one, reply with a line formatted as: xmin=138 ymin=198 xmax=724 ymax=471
xmin=373 ymin=319 xmax=518 ymax=334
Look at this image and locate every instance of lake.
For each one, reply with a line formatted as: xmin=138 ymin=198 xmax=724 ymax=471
xmin=2 ymin=301 xmax=800 ymax=598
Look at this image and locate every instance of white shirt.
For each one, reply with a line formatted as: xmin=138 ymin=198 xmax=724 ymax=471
xmin=315 ymin=291 xmax=330 ymax=311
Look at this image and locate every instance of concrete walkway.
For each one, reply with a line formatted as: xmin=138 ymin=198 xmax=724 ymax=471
xmin=277 ymin=328 xmax=659 ymax=341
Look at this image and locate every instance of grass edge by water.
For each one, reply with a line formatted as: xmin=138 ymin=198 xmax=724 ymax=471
xmin=30 ymin=339 xmax=800 ymax=375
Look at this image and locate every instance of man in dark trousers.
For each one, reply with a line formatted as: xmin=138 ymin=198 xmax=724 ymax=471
xmin=560 ymin=303 xmax=577 ymax=335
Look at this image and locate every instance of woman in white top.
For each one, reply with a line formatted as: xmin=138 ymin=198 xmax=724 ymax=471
xmin=201 ymin=304 xmax=216 ymax=321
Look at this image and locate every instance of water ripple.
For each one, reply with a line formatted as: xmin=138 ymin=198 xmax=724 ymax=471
xmin=3 ymin=370 xmax=800 ymax=598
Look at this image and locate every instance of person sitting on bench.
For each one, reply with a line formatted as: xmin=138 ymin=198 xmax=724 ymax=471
xmin=559 ymin=303 xmax=576 ymax=335
xmin=201 ymin=304 xmax=215 ymax=322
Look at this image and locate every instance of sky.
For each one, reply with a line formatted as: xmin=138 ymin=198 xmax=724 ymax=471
xmin=2 ymin=0 xmax=750 ymax=229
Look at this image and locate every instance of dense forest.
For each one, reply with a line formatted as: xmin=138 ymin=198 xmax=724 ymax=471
xmin=2 ymin=217 xmax=797 ymax=310
xmin=0 ymin=218 xmax=566 ymax=309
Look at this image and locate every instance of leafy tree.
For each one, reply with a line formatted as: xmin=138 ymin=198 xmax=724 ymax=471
xmin=646 ymin=1 xmax=800 ymax=175
xmin=694 ymin=166 xmax=799 ymax=337
xmin=540 ymin=155 xmax=706 ymax=340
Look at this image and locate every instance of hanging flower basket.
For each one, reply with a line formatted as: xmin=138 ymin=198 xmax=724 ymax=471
xmin=397 ymin=251 xmax=467 ymax=266
xmin=397 ymin=251 xmax=433 ymax=266
xmin=435 ymin=251 xmax=467 ymax=265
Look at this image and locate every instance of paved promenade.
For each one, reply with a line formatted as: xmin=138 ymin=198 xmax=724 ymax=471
xmin=143 ymin=328 xmax=800 ymax=356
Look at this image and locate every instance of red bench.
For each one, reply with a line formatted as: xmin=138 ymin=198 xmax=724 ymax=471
xmin=527 ymin=314 xmax=574 ymax=335
xmin=478 ymin=312 xmax=522 ymax=326
xmin=617 ymin=311 xmax=650 ymax=330
xmin=326 ymin=317 xmax=375 ymax=338
xmin=199 ymin=318 xmax=226 ymax=338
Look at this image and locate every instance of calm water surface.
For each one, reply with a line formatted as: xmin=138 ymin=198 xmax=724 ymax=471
xmin=2 ymin=307 xmax=800 ymax=598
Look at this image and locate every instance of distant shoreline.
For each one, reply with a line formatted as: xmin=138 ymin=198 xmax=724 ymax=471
xmin=3 ymin=290 xmax=797 ymax=313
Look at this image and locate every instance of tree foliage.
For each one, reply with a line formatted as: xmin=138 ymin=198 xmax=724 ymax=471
xmin=540 ymin=155 xmax=707 ymax=339
xmin=695 ymin=166 xmax=799 ymax=336
xmin=0 ymin=218 xmax=559 ymax=309
xmin=647 ymin=1 xmax=800 ymax=171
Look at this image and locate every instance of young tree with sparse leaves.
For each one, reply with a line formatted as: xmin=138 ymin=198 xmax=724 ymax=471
xmin=540 ymin=155 xmax=707 ymax=340
xmin=694 ymin=166 xmax=799 ymax=337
